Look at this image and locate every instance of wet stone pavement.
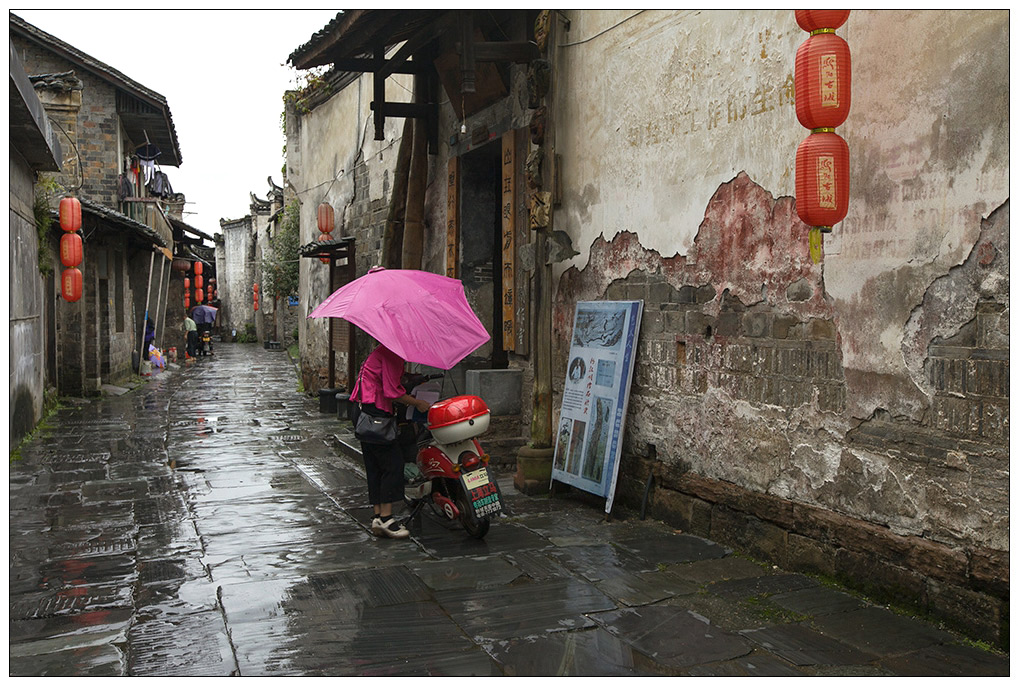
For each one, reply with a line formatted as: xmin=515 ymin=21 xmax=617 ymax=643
xmin=9 ymin=344 xmax=1009 ymax=677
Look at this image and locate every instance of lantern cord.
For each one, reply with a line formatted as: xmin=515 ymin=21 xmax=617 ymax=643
xmin=47 ymin=117 xmax=84 ymax=192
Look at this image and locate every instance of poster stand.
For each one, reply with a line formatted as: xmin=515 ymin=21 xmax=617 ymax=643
xmin=550 ymin=300 xmax=644 ymax=513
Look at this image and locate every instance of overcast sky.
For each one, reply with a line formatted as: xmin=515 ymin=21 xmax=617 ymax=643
xmin=13 ymin=9 xmax=340 ymax=241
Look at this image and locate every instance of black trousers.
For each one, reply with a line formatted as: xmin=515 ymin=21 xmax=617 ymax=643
xmin=186 ymin=331 xmax=198 ymax=358
xmin=361 ymin=440 xmax=405 ymax=505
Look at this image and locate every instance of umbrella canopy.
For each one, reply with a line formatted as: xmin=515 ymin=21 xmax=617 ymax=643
xmin=308 ymin=268 xmax=490 ymax=369
xmin=190 ymin=304 xmax=218 ymax=324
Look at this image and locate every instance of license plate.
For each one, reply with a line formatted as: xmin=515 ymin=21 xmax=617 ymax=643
xmin=460 ymin=467 xmax=503 ymax=518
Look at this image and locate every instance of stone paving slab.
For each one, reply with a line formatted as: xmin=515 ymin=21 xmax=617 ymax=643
xmin=8 ymin=344 xmax=1010 ymax=676
xmin=591 ymin=605 xmax=754 ymax=672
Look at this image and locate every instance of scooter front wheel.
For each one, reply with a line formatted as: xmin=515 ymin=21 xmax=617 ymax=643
xmin=456 ymin=486 xmax=490 ymax=539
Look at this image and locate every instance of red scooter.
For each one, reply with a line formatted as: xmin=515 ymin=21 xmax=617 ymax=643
xmin=402 ymin=374 xmax=504 ymax=539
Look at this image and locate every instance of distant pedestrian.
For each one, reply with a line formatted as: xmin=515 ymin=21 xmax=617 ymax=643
xmin=184 ymin=313 xmax=197 ymax=359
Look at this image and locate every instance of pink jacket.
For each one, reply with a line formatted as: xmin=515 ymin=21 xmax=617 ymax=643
xmin=350 ymin=346 xmax=406 ymax=414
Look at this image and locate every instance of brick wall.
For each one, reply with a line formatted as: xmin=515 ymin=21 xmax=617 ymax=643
xmin=553 ymin=177 xmax=1009 ymax=646
xmin=13 ymin=36 xmax=122 ymax=206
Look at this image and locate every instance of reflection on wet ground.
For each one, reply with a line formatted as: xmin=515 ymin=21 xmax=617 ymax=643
xmin=9 ymin=344 xmax=1010 ymax=676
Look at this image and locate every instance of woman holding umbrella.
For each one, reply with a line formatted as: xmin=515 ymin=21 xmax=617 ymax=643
xmin=308 ymin=267 xmax=491 ymax=538
xmin=350 ymin=344 xmax=432 ymax=539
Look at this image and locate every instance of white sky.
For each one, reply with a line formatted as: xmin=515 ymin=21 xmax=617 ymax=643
xmin=13 ymin=8 xmax=340 ymax=242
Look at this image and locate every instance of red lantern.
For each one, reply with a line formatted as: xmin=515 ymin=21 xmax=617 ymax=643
xmin=184 ymin=296 xmax=190 ymax=309
xmin=195 ymin=288 xmax=204 ymax=303
xmin=61 ymin=267 xmax=83 ymax=302
xmin=795 ymin=10 xmax=849 ymax=32
xmin=184 ymin=277 xmax=190 ymax=289
xmin=795 ymin=131 xmax=849 ymax=230
xmin=318 ymin=233 xmax=331 ymax=264
xmin=795 ymin=33 xmax=851 ymax=129
xmin=317 ymin=202 xmax=335 ymax=234
xmin=252 ymin=282 xmax=259 ymax=293
xmin=172 ymin=258 xmax=191 ymax=273
xmin=194 ymin=262 xmax=203 ymax=276
xmin=59 ymin=197 xmax=82 ymax=232
xmin=195 ymin=274 xmax=203 ymax=290
xmin=60 ymin=232 xmax=83 ymax=267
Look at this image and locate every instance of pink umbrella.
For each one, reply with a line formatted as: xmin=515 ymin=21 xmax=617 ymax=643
xmin=308 ymin=268 xmax=490 ymax=369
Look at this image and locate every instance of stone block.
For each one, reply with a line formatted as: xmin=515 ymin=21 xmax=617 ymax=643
xmin=787 ymin=533 xmax=837 ymax=577
xmin=466 ymin=369 xmax=522 ymax=416
xmin=717 ymin=312 xmax=740 ymax=337
xmin=926 ymin=578 xmax=1005 ymax=646
xmin=743 ymin=312 xmax=770 ymax=338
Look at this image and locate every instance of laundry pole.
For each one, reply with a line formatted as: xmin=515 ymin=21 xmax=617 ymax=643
xmin=138 ymin=249 xmax=155 ymax=373
xmin=152 ymin=253 xmax=167 ymax=349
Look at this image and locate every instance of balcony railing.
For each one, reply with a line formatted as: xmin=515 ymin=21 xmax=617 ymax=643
xmin=121 ymin=197 xmax=173 ymax=247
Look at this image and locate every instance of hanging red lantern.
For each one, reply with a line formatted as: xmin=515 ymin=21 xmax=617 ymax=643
xmin=184 ymin=291 xmax=190 ymax=308
xmin=195 ymin=274 xmax=204 ymax=290
xmin=61 ymin=267 xmax=83 ymax=302
xmin=317 ymin=202 xmax=335 ymax=234
xmin=184 ymin=277 xmax=190 ymax=289
xmin=795 ymin=131 xmax=849 ymax=231
xmin=59 ymin=197 xmax=82 ymax=232
xmin=795 ymin=10 xmax=849 ymax=32
xmin=195 ymin=288 xmax=204 ymax=303
xmin=172 ymin=258 xmax=191 ymax=273
xmin=60 ymin=232 xmax=83 ymax=267
xmin=252 ymin=282 xmax=259 ymax=293
xmin=194 ymin=262 xmax=203 ymax=276
xmin=795 ymin=32 xmax=851 ymax=129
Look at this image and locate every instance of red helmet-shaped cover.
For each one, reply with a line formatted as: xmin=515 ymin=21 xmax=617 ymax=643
xmin=428 ymin=395 xmax=489 ymax=429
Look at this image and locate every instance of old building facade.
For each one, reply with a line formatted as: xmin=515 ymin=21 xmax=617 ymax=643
xmin=10 ymin=15 xmax=183 ymax=409
xmin=284 ymin=10 xmax=1008 ymax=644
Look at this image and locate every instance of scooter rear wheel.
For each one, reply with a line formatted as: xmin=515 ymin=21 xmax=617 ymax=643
xmin=456 ymin=486 xmax=490 ymax=539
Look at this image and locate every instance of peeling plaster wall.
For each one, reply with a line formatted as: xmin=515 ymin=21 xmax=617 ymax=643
xmin=549 ymin=9 xmax=1008 ymax=642
xmin=287 ymin=71 xmax=412 ymax=391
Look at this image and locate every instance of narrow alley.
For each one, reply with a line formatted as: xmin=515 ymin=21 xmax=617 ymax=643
xmin=8 ymin=344 xmax=1009 ymax=676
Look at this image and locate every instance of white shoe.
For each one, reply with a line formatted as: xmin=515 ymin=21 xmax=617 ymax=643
xmin=377 ymin=518 xmax=410 ymax=539
xmin=370 ymin=516 xmax=385 ymax=537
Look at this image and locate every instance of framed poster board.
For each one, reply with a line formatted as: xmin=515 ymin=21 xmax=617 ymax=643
xmin=551 ymin=300 xmax=644 ymax=513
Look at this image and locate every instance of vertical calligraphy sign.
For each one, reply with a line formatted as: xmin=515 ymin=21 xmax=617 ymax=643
xmin=501 ymin=131 xmax=516 ymax=352
xmin=446 ymin=157 xmax=459 ymax=278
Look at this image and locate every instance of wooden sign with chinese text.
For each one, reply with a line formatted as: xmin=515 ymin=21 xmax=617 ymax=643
xmin=501 ymin=131 xmax=516 ymax=351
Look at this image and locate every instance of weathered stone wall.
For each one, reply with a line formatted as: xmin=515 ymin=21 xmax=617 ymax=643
xmin=217 ymin=218 xmax=255 ymax=338
xmin=548 ymin=10 xmax=1009 ymax=644
xmin=287 ymin=70 xmax=412 ymax=392
xmin=9 ymin=152 xmax=48 ymax=447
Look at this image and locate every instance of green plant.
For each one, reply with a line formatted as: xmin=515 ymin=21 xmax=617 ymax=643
xmin=33 ymin=176 xmax=62 ymax=277
xmin=261 ymin=199 xmax=301 ymax=300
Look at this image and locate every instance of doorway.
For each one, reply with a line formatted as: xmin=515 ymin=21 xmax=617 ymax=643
xmin=458 ymin=142 xmax=507 ymax=369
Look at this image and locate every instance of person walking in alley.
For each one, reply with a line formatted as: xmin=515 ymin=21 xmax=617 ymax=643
xmin=184 ymin=312 xmax=197 ymax=359
xmin=350 ymin=344 xmax=432 ymax=539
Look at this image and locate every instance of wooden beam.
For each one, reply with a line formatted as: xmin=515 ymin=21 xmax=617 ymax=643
xmin=369 ymin=101 xmax=435 ymax=120
xmin=377 ymin=12 xmax=456 ymax=79
xmin=373 ymin=44 xmax=385 ymax=141
xmin=332 ymin=57 xmax=430 ymax=75
xmin=459 ymin=10 xmax=475 ymax=94
xmin=474 ymin=41 xmax=541 ymax=64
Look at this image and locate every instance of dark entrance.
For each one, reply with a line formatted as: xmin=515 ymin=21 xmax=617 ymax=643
xmin=458 ymin=141 xmax=507 ymax=370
